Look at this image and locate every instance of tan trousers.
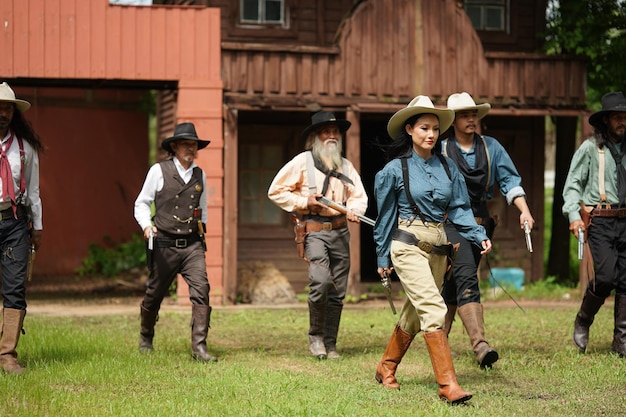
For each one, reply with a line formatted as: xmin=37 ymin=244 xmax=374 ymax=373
xmin=391 ymin=222 xmax=448 ymax=335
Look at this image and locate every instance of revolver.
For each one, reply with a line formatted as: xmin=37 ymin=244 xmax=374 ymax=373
xmin=578 ymin=227 xmax=585 ymax=260
xmin=523 ymin=221 xmax=533 ymax=253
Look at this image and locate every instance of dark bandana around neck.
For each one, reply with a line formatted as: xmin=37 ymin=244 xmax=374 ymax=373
xmin=446 ymin=133 xmax=488 ymax=203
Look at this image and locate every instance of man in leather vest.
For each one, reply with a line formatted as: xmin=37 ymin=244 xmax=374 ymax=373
xmin=134 ymin=122 xmax=216 ymax=362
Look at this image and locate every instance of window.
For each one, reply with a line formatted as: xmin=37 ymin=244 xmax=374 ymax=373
xmin=464 ymin=0 xmax=508 ymax=32
xmin=240 ymin=0 xmax=285 ymax=26
xmin=239 ymin=143 xmax=284 ymax=225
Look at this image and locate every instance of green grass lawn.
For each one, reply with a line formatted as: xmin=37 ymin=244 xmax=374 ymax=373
xmin=1 ymin=300 xmax=623 ymax=417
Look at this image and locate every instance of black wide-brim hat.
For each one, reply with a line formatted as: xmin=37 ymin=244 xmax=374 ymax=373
xmin=161 ymin=122 xmax=211 ymax=154
xmin=589 ymin=91 xmax=626 ymax=128
xmin=301 ymin=111 xmax=351 ymax=139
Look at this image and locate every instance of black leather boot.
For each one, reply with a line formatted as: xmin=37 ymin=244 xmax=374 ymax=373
xmin=573 ymin=287 xmax=605 ymax=353
xmin=308 ymin=301 xmax=327 ymax=359
xmin=139 ymin=304 xmax=158 ymax=352
xmin=324 ymin=304 xmax=343 ymax=359
xmin=612 ymin=294 xmax=626 ymax=357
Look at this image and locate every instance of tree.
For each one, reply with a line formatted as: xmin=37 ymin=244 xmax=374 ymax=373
xmin=544 ymin=0 xmax=626 ymax=107
xmin=544 ymin=1 xmax=626 ymax=285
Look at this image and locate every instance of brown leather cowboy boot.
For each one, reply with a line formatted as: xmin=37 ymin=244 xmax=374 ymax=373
xmin=573 ymin=287 xmax=605 ymax=353
xmin=0 ymin=308 xmax=27 ymax=374
xmin=423 ymin=330 xmax=472 ymax=405
xmin=139 ymin=304 xmax=158 ymax=352
xmin=457 ymin=302 xmax=498 ymax=368
xmin=375 ymin=324 xmax=415 ymax=389
xmin=190 ymin=304 xmax=218 ymax=362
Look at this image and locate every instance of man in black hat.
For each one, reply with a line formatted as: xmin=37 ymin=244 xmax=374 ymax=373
xmin=134 ymin=122 xmax=217 ymax=362
xmin=0 ymin=82 xmax=44 ymax=374
xmin=563 ymin=91 xmax=626 ymax=357
xmin=268 ymin=111 xmax=368 ymax=359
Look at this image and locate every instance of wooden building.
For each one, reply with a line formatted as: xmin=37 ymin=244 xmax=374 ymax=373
xmin=1 ymin=0 xmax=587 ymax=304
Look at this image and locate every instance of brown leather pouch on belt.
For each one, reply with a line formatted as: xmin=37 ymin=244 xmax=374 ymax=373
xmin=292 ymin=214 xmax=308 ymax=261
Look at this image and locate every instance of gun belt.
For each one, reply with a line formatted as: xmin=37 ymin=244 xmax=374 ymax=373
xmin=393 ymin=229 xmax=452 ymax=257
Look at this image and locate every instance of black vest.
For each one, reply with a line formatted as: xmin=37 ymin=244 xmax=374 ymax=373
xmin=154 ymin=160 xmax=203 ymax=235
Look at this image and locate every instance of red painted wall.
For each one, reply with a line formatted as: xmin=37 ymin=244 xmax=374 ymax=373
xmin=15 ymin=86 xmax=149 ymax=276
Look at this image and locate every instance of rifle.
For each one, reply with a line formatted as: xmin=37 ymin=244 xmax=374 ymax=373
xmin=316 ymin=196 xmax=376 ymax=227
xmin=197 ymin=220 xmax=207 ymax=251
xmin=523 ymin=220 xmax=533 ymax=253
xmin=381 ymin=271 xmax=397 ymax=315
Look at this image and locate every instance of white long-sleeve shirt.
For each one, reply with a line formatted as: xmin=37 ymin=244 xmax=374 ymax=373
xmin=134 ymin=157 xmax=208 ymax=231
xmin=0 ymin=131 xmax=42 ymax=230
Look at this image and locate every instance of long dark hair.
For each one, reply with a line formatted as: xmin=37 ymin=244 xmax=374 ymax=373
xmin=383 ymin=113 xmax=429 ymax=161
xmin=11 ymin=109 xmax=44 ymax=153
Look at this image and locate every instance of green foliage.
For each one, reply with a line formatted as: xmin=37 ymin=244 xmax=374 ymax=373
xmin=75 ymin=233 xmax=146 ymax=277
xmin=544 ymin=0 xmax=626 ymax=106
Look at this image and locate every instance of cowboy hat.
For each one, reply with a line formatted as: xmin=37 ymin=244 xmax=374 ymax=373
xmin=387 ymin=95 xmax=455 ymax=138
xmin=446 ymin=92 xmax=491 ymax=119
xmin=0 ymin=82 xmax=31 ymax=112
xmin=161 ymin=122 xmax=211 ymax=153
xmin=589 ymin=91 xmax=626 ymax=128
xmin=301 ymin=111 xmax=351 ymax=139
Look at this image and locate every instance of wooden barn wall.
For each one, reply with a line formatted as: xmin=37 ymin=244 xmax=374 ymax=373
xmin=2 ymin=0 xmax=226 ymax=300
xmin=221 ymin=0 xmax=586 ymax=109
xmin=196 ymin=0 xmax=354 ymax=45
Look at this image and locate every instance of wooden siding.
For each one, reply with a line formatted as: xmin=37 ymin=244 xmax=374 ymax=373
xmin=2 ymin=0 xmax=226 ymax=301
xmin=221 ymin=0 xmax=586 ymax=111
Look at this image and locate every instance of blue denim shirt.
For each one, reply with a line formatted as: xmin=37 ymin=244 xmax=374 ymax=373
xmin=373 ymin=150 xmax=488 ymax=268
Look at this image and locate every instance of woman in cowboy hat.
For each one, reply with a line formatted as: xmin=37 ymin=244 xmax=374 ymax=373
xmin=438 ymin=91 xmax=535 ymax=369
xmin=134 ymin=122 xmax=217 ymax=362
xmin=0 ymin=82 xmax=44 ymax=375
xmin=373 ymin=95 xmax=491 ymax=404
xmin=563 ymin=91 xmax=626 ymax=357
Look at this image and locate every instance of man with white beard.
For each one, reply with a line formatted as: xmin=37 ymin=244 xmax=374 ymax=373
xmin=268 ymin=111 xmax=368 ymax=359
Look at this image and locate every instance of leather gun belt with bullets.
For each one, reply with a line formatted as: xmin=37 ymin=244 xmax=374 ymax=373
xmin=589 ymin=207 xmax=626 ymax=218
xmin=304 ymin=215 xmax=347 ymax=232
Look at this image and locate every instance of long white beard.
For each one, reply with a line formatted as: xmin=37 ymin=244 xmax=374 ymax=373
xmin=312 ymin=137 xmax=343 ymax=170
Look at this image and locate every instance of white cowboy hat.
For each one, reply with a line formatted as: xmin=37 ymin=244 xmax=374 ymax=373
xmin=387 ymin=95 xmax=454 ymax=138
xmin=0 ymin=82 xmax=31 ymax=112
xmin=446 ymin=92 xmax=491 ymax=119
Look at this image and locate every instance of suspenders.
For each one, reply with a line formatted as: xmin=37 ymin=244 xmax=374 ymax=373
xmin=400 ymin=154 xmax=451 ymax=227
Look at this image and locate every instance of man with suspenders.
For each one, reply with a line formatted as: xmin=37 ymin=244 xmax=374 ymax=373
xmin=268 ymin=111 xmax=368 ymax=359
xmin=563 ymin=91 xmax=626 ymax=357
xmin=439 ymin=92 xmax=535 ymax=368
xmin=0 ymin=82 xmax=44 ymax=374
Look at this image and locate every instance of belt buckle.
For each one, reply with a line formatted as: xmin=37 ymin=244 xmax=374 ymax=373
xmin=322 ymin=222 xmax=332 ymax=231
xmin=417 ymin=241 xmax=432 ymax=253
xmin=175 ymin=239 xmax=188 ymax=248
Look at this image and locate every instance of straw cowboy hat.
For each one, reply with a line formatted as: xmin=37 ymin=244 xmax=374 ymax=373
xmin=161 ymin=122 xmax=211 ymax=154
xmin=589 ymin=91 xmax=626 ymax=129
xmin=0 ymin=82 xmax=31 ymax=112
xmin=387 ymin=95 xmax=455 ymax=138
xmin=301 ymin=111 xmax=351 ymax=139
xmin=446 ymin=92 xmax=491 ymax=119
